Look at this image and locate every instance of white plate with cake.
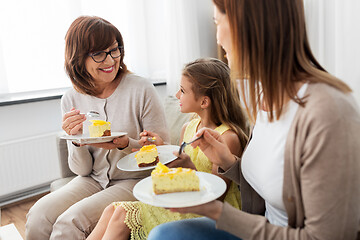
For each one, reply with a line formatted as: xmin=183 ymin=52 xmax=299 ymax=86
xmin=117 ymin=145 xmax=179 ymax=171
xmin=132 ymin=163 xmax=227 ymax=208
xmin=61 ymin=132 xmax=127 ymax=144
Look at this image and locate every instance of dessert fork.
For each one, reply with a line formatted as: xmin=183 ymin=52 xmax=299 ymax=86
xmin=81 ymin=110 xmax=100 ymax=118
xmin=178 ymin=135 xmax=203 ymax=155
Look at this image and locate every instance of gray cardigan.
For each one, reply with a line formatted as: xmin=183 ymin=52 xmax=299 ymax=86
xmin=61 ymin=73 xmax=170 ymax=188
xmin=217 ymin=83 xmax=360 ymax=240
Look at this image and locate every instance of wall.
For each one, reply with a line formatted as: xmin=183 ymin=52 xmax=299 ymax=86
xmin=0 ymin=85 xmax=166 ymax=142
xmin=0 ymin=84 xmax=167 ymax=204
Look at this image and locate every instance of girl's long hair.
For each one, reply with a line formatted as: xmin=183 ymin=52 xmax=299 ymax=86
xmin=213 ymin=0 xmax=351 ymax=122
xmin=183 ymin=58 xmax=249 ymax=149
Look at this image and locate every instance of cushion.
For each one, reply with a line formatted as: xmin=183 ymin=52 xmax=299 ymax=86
xmin=163 ymin=96 xmax=191 ymax=145
xmin=56 ymin=135 xmax=74 ymax=178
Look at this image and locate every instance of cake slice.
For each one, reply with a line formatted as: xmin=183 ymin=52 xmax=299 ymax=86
xmin=151 ymin=162 xmax=200 ymax=195
xmin=135 ymin=145 xmax=159 ymax=167
xmin=88 ymin=120 xmax=111 ymax=137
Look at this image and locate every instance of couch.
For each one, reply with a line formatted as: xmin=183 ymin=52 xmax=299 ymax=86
xmin=51 ymin=95 xmax=190 ymax=192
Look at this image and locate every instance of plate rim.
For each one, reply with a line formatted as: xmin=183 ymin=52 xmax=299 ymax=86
xmin=133 ymin=171 xmax=226 ymax=208
xmin=117 ymin=145 xmax=179 ymax=172
xmin=60 ymin=131 xmax=127 ymax=144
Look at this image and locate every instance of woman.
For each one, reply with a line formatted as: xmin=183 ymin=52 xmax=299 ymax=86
xmin=26 ymin=16 xmax=169 ymax=240
xmin=148 ymin=0 xmax=360 ymax=239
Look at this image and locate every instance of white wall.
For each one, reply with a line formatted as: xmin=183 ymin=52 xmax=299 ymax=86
xmin=0 ymin=100 xmax=62 ymax=142
xmin=0 ymin=85 xmax=167 ymax=143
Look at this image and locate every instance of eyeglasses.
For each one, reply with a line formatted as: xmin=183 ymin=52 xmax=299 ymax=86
xmin=88 ymin=46 xmax=123 ymax=63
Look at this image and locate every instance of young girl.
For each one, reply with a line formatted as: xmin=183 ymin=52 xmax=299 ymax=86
xmin=86 ymin=58 xmax=249 ymax=240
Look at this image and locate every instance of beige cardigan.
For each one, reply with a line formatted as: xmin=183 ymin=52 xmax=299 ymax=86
xmin=217 ymin=83 xmax=360 ymax=239
xmin=61 ymin=73 xmax=170 ymax=188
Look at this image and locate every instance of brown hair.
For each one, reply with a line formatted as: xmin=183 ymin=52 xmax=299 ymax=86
xmin=64 ymin=16 xmax=128 ymax=96
xmin=213 ymin=0 xmax=351 ymax=122
xmin=183 ymin=58 xmax=248 ymax=149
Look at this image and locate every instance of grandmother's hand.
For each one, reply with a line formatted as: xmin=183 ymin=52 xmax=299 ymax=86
xmin=168 ymin=200 xmax=223 ymax=221
xmin=191 ymin=128 xmax=236 ymax=171
xmin=62 ymin=107 xmax=86 ymax=135
xmin=88 ymin=135 xmax=129 ymax=150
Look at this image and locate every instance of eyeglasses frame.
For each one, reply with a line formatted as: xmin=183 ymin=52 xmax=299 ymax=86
xmin=88 ymin=46 xmax=124 ymax=63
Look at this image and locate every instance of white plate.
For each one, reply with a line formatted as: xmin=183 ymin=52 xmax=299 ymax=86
xmin=61 ymin=132 xmax=127 ymax=144
xmin=117 ymin=145 xmax=179 ymax=172
xmin=133 ymin=172 xmax=226 ymax=208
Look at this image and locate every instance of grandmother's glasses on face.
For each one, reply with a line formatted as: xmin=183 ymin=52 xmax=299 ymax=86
xmin=88 ymin=46 xmax=123 ymax=63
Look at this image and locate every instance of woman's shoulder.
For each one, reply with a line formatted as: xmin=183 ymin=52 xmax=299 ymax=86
xmin=306 ymin=82 xmax=351 ymax=98
xmin=298 ymin=82 xmax=360 ymax=126
xmin=123 ymin=73 xmax=153 ymax=87
xmin=61 ymin=87 xmax=98 ymax=109
xmin=61 ymin=88 xmax=79 ymax=103
xmin=305 ymin=83 xmax=358 ymax=110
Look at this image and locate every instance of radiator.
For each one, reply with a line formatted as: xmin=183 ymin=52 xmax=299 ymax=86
xmin=0 ymin=132 xmax=61 ymax=204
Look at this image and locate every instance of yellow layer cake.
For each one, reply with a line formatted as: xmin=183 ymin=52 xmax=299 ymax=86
xmin=151 ymin=162 xmax=200 ymax=195
xmin=135 ymin=145 xmax=159 ymax=167
xmin=88 ymin=120 xmax=111 ymax=137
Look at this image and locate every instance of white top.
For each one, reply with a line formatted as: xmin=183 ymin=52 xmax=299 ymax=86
xmin=241 ymin=83 xmax=308 ymax=226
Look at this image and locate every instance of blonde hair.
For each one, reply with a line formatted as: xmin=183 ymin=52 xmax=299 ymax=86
xmin=213 ymin=0 xmax=351 ymax=122
xmin=183 ymin=58 xmax=248 ymax=149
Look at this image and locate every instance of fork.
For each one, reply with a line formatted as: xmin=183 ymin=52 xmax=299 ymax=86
xmin=80 ymin=111 xmax=100 ymax=118
xmin=178 ymin=134 xmax=203 ymax=155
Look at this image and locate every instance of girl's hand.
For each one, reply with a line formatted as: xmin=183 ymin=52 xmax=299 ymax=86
xmin=166 ymin=151 xmax=196 ymax=170
xmin=139 ymin=130 xmax=164 ymax=146
xmin=88 ymin=135 xmax=129 ymax=150
xmin=62 ymin=107 xmax=86 ymax=135
xmin=168 ymin=200 xmax=223 ymax=221
xmin=191 ymin=128 xmax=236 ymax=171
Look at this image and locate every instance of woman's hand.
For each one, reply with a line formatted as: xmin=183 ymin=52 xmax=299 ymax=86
xmin=139 ymin=130 xmax=164 ymax=146
xmin=192 ymin=128 xmax=236 ymax=171
xmin=166 ymin=151 xmax=196 ymax=170
xmin=62 ymin=107 xmax=86 ymax=135
xmin=168 ymin=200 xmax=223 ymax=221
xmin=88 ymin=135 xmax=129 ymax=150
